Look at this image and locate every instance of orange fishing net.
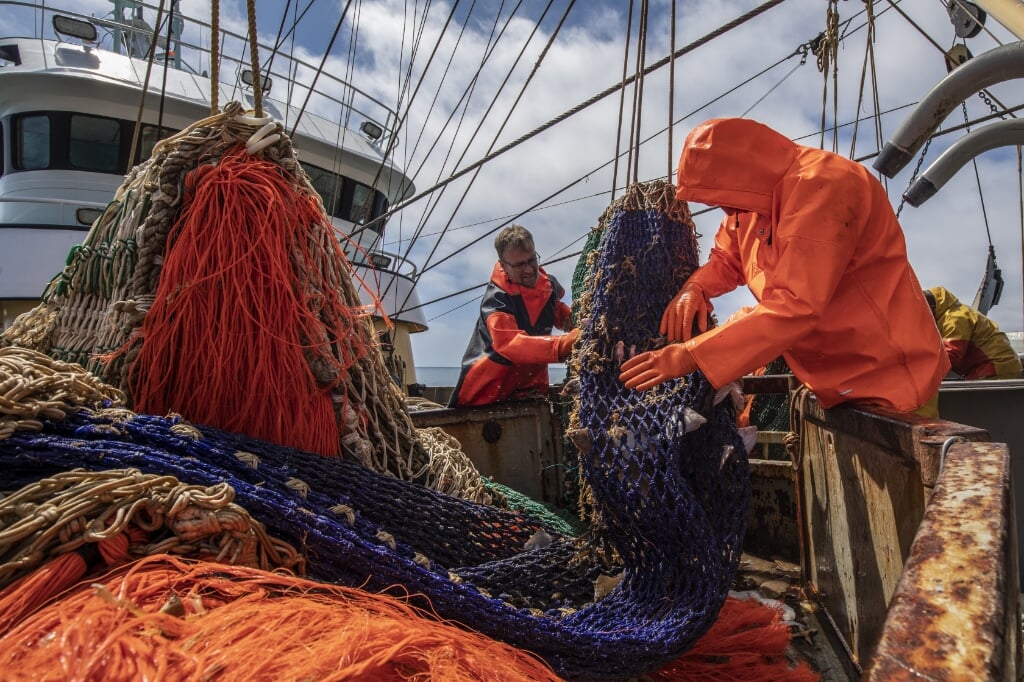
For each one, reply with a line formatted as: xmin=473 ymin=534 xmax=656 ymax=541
xmin=0 ymin=554 xmax=818 ymax=681
xmin=0 ymin=555 xmax=561 ymax=681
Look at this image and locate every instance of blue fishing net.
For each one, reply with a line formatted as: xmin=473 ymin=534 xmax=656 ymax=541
xmin=0 ymin=181 xmax=749 ymax=680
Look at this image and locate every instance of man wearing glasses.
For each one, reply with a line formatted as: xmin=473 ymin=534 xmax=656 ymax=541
xmin=449 ymin=224 xmax=579 ymax=407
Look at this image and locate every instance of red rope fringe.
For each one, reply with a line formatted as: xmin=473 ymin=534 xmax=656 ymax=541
xmin=129 ymin=147 xmax=366 ymax=456
xmin=654 ymin=596 xmax=820 ymax=681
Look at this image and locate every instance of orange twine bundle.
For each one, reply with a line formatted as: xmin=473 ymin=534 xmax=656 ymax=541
xmin=0 ymin=555 xmax=562 ymax=681
xmin=128 ymin=146 xmax=365 ymax=456
xmin=0 ymin=552 xmax=820 ymax=681
xmin=652 ymin=597 xmax=820 ymax=681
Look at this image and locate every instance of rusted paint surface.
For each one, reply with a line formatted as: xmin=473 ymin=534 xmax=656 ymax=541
xmin=865 ymin=441 xmax=1018 ymax=680
xmin=795 ymin=391 xmax=1014 ymax=674
xmin=746 ymin=459 xmax=800 ymax=564
xmin=411 ymin=398 xmax=568 ymax=506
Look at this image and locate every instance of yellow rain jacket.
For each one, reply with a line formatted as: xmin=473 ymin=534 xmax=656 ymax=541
xmin=928 ymin=286 xmax=1022 ymax=379
xmin=675 ymin=118 xmax=949 ymax=411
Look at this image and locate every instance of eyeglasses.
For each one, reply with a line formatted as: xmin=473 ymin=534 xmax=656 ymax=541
xmin=501 ymin=253 xmax=539 ymax=270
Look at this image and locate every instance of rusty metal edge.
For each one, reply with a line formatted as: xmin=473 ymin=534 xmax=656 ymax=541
xmin=863 ymin=440 xmax=1020 ymax=680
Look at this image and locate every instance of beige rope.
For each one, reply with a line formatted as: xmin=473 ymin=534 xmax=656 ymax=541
xmin=0 ymin=468 xmax=303 ymax=589
xmin=816 ymin=0 xmax=840 ymax=152
xmin=415 ymin=427 xmax=496 ymax=506
xmin=0 ymin=347 xmax=125 ymax=441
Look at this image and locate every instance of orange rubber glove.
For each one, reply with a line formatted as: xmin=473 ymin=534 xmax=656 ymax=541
xmin=660 ymin=282 xmax=712 ymax=342
xmin=555 ymin=328 xmax=580 ymax=361
xmin=619 ymin=342 xmax=698 ymax=391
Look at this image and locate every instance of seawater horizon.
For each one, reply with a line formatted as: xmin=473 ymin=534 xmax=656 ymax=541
xmin=415 ymin=366 xmax=568 ymax=388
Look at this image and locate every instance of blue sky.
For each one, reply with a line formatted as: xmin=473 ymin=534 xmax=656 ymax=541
xmin=16 ymin=0 xmax=1024 ymax=370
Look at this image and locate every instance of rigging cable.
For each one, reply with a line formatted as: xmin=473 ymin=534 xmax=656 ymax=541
xmin=384 ymin=0 xmax=513 ymax=293
xmin=629 ymin=0 xmax=651 ymax=185
xmin=383 ymin=0 xmax=789 ymax=291
xmin=382 ymin=0 xmax=539 ymax=297
xmin=287 ymin=0 xmax=354 ymax=137
xmin=403 ymin=41 xmax=811 ymax=315
xmin=126 ymin=0 xmax=168 ymax=164
xmin=388 ymin=0 xmax=527 ymax=253
xmin=387 ymin=1 xmax=573 ymax=309
xmin=739 ymin=46 xmax=808 ymax=118
xmin=816 ymin=0 xmax=840 ymax=152
xmin=398 ymin=24 xmax=811 ymax=319
xmin=611 ymin=0 xmax=637 ymax=201
xmin=244 ymin=0 xmax=264 ymax=117
xmin=847 ymin=0 xmax=882 ymax=161
xmin=367 ymin=0 xmax=788 ymax=245
xmin=667 ymin=0 xmax=676 ymax=182
xmin=210 ymin=0 xmax=219 ymax=114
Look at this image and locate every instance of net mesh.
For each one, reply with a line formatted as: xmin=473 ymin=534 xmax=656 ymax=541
xmin=0 ymin=157 xmax=751 ymax=677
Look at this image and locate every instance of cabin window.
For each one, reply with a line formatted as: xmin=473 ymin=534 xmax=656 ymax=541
xmin=135 ymin=124 xmax=174 ymax=163
xmin=300 ymin=161 xmax=389 ymax=231
xmin=69 ymin=114 xmax=120 ymax=172
xmin=15 ymin=115 xmax=50 ymax=170
xmin=349 ymin=183 xmax=374 ymax=225
xmin=303 ymin=163 xmax=344 ymax=218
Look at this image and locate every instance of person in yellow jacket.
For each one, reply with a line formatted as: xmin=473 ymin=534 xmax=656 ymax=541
xmin=619 ymin=118 xmax=949 ymax=416
xmin=925 ymin=286 xmax=1022 ymax=380
xmin=449 ymin=225 xmax=578 ymax=407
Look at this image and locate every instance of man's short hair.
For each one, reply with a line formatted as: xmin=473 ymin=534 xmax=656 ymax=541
xmin=494 ymin=224 xmax=534 ymax=257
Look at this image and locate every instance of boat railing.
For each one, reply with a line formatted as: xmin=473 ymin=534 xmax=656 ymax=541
xmin=0 ymin=195 xmax=106 ymax=228
xmin=1 ymin=0 xmax=400 ymax=147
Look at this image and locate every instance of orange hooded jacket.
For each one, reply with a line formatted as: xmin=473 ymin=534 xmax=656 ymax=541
xmin=928 ymin=286 xmax=1022 ymax=379
xmin=675 ymin=118 xmax=949 ymax=411
xmin=449 ymin=262 xmax=572 ymax=407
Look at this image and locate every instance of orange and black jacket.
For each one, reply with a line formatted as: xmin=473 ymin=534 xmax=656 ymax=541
xmin=929 ymin=286 xmax=1022 ymax=379
xmin=449 ymin=262 xmax=572 ymax=407
xmin=674 ymin=117 xmax=949 ymax=412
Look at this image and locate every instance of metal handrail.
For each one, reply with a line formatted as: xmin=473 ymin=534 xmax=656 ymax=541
xmin=1 ymin=0 xmax=399 ymax=142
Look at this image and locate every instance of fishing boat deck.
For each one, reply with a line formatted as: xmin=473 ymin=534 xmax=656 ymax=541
xmin=410 ymin=374 xmax=1021 ymax=680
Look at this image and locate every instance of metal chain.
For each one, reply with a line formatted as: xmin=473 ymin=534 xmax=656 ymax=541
xmin=895 ymin=136 xmax=932 ymax=219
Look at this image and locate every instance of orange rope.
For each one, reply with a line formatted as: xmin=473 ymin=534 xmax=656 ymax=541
xmin=0 ymin=552 xmax=820 ymax=680
xmin=0 ymin=555 xmax=563 ymax=681
xmin=653 ymin=596 xmax=819 ymax=681
xmin=0 ymin=552 xmax=86 ymax=637
xmin=129 ymin=147 xmax=366 ymax=456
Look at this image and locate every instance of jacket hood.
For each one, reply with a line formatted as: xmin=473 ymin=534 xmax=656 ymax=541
xmin=927 ymin=286 xmax=959 ymax=317
xmin=675 ymin=118 xmax=799 ymax=215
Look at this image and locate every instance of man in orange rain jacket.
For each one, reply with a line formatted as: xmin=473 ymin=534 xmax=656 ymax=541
xmin=449 ymin=225 xmax=578 ymax=407
xmin=925 ymin=286 xmax=1023 ymax=380
xmin=620 ymin=117 xmax=950 ymax=416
